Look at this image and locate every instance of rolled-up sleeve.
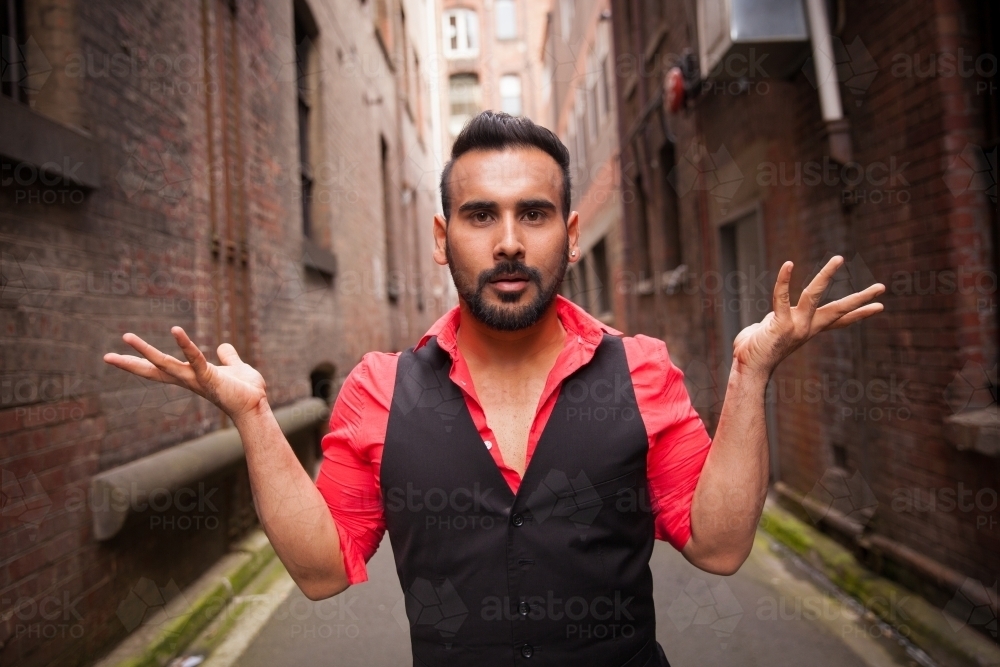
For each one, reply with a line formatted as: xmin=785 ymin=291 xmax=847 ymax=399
xmin=625 ymin=335 xmax=713 ymax=551
xmin=315 ymin=352 xmax=395 ymax=585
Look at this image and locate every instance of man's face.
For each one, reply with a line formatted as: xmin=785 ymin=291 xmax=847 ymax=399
xmin=434 ymin=147 xmax=580 ymax=331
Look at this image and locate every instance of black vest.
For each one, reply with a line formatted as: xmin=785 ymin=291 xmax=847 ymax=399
xmin=381 ymin=334 xmax=662 ymax=667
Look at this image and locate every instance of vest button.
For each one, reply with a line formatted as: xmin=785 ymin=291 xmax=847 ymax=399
xmin=521 ymin=644 xmax=534 ymax=658
xmin=518 ymin=601 xmax=530 ymax=615
xmin=511 ymin=513 xmax=524 ymax=527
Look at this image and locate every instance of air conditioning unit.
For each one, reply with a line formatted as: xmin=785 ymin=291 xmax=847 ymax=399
xmin=697 ymin=0 xmax=811 ymax=80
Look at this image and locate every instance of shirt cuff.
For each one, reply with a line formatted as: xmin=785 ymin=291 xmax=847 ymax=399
xmin=334 ymin=519 xmax=370 ymax=585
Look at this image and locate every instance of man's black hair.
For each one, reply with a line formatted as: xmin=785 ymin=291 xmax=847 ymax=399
xmin=440 ymin=110 xmax=572 ymax=222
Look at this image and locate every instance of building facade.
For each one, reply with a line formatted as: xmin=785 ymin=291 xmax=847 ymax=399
xmin=611 ymin=0 xmax=998 ymax=628
xmin=0 ymin=0 xmax=448 ymax=664
xmin=435 ymin=0 xmax=550 ymax=154
xmin=543 ymin=0 xmax=625 ymax=327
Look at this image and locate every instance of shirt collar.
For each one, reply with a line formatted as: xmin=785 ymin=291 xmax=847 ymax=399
xmin=415 ymin=294 xmax=623 ymax=358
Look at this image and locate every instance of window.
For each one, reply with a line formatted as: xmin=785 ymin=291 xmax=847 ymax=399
xmin=585 ymin=51 xmax=598 ymax=138
xmin=1 ymin=0 xmax=26 ymax=102
xmin=565 ymin=121 xmax=577 ymax=180
xmin=719 ymin=213 xmax=767 ymax=366
xmin=295 ymin=6 xmax=318 ymax=239
xmin=559 ymin=0 xmax=574 ymax=42
xmin=599 ymin=54 xmax=611 ymax=120
xmin=576 ymin=256 xmax=591 ymax=308
xmin=400 ymin=8 xmax=409 ymax=103
xmin=564 ymin=261 xmax=590 ymax=309
xmin=310 ymin=364 xmax=336 ymax=404
xmin=499 ymin=74 xmax=521 ymax=116
xmin=449 ymin=73 xmax=480 ymax=136
xmin=574 ymin=89 xmax=587 ymax=175
xmin=658 ymin=141 xmax=682 ymax=269
xmin=442 ymin=8 xmax=478 ymax=59
xmin=633 ymin=174 xmax=652 ymax=287
xmin=413 ymin=52 xmax=424 ymax=136
xmin=592 ymin=238 xmax=612 ymax=314
xmin=381 ymin=136 xmax=400 ymax=303
xmin=495 ymin=0 xmax=517 ymax=39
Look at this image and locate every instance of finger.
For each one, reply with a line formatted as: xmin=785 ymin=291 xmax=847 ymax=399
xmin=121 ymin=333 xmax=187 ymax=375
xmin=217 ymin=343 xmax=243 ymax=366
xmin=797 ymin=255 xmax=844 ymax=315
xmin=823 ymin=302 xmax=884 ymax=330
xmin=171 ymin=326 xmax=211 ymax=378
xmin=103 ymin=353 xmax=184 ymax=386
xmin=813 ymin=282 xmax=885 ymax=330
xmin=772 ymin=261 xmax=794 ymax=320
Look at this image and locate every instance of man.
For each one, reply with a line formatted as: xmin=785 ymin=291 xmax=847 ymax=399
xmin=105 ymin=112 xmax=885 ymax=666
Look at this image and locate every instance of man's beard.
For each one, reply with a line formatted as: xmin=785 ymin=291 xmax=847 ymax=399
xmin=446 ymin=242 xmax=569 ymax=331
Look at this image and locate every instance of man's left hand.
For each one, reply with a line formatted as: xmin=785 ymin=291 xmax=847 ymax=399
xmin=732 ymin=255 xmax=885 ymax=379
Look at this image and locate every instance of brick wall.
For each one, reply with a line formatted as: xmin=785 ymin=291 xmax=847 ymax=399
xmin=611 ymin=0 xmax=999 ymax=603
xmin=0 ymin=0 xmax=447 ymax=665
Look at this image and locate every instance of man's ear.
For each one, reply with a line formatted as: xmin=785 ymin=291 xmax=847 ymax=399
xmin=433 ymin=214 xmax=449 ymax=266
xmin=567 ymin=210 xmax=581 ymax=263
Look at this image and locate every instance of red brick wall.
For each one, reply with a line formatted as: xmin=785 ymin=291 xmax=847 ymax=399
xmin=612 ymin=0 xmax=999 ymax=594
xmin=0 ymin=0 xmax=446 ymax=665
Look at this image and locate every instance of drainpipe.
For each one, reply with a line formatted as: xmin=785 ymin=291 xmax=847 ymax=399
xmin=803 ymin=0 xmax=853 ymax=164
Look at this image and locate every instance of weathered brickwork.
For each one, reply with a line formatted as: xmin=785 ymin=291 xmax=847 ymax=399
xmin=611 ymin=0 xmax=999 ymax=608
xmin=0 ymin=0 xmax=447 ymax=664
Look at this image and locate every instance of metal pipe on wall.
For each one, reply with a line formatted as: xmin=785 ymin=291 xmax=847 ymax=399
xmin=803 ymin=0 xmax=853 ymax=164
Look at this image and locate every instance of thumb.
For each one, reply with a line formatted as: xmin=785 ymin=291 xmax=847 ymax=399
xmin=217 ymin=343 xmax=243 ymax=366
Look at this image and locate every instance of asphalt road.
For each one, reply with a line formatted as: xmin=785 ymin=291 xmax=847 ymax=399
xmin=225 ymin=531 xmax=926 ymax=667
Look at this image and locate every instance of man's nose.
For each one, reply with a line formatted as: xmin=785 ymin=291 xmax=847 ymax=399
xmin=494 ymin=214 xmax=525 ymax=260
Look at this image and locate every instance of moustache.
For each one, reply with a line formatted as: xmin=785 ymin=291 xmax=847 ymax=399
xmin=477 ymin=261 xmax=544 ymax=290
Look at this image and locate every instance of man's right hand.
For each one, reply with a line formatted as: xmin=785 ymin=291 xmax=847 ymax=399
xmin=105 ymin=327 xmax=351 ymax=599
xmin=104 ymin=327 xmax=267 ymax=421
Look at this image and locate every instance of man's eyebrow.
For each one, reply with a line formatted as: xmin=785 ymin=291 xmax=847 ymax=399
xmin=456 ymin=199 xmax=498 ymax=213
xmin=517 ymin=198 xmax=557 ymax=211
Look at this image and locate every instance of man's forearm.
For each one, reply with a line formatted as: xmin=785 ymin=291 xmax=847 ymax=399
xmin=233 ymin=399 xmax=349 ymax=599
xmin=683 ymin=366 xmax=770 ymax=574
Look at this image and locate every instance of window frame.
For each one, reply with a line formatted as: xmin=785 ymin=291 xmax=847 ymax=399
xmin=494 ymin=0 xmax=517 ymax=40
xmin=442 ymin=8 xmax=479 ymax=59
xmin=448 ymin=72 xmax=481 ymax=136
xmin=499 ymin=73 xmax=522 ymax=116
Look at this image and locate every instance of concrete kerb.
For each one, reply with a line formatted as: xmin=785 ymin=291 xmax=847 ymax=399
xmin=96 ymin=530 xmax=276 ymax=667
xmin=759 ymin=497 xmax=1000 ymax=667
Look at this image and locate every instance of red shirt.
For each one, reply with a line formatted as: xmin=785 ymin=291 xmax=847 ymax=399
xmin=316 ymin=294 xmax=712 ymax=585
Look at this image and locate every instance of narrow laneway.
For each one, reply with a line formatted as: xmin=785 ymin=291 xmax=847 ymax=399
xmin=226 ymin=532 xmax=925 ymax=667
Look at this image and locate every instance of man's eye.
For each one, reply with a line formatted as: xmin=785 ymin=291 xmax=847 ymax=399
xmin=474 ymin=211 xmax=491 ymax=222
xmin=524 ymin=210 xmax=543 ymax=221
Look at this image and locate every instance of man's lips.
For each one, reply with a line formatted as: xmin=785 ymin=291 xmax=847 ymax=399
xmin=490 ymin=275 xmax=531 ymax=292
